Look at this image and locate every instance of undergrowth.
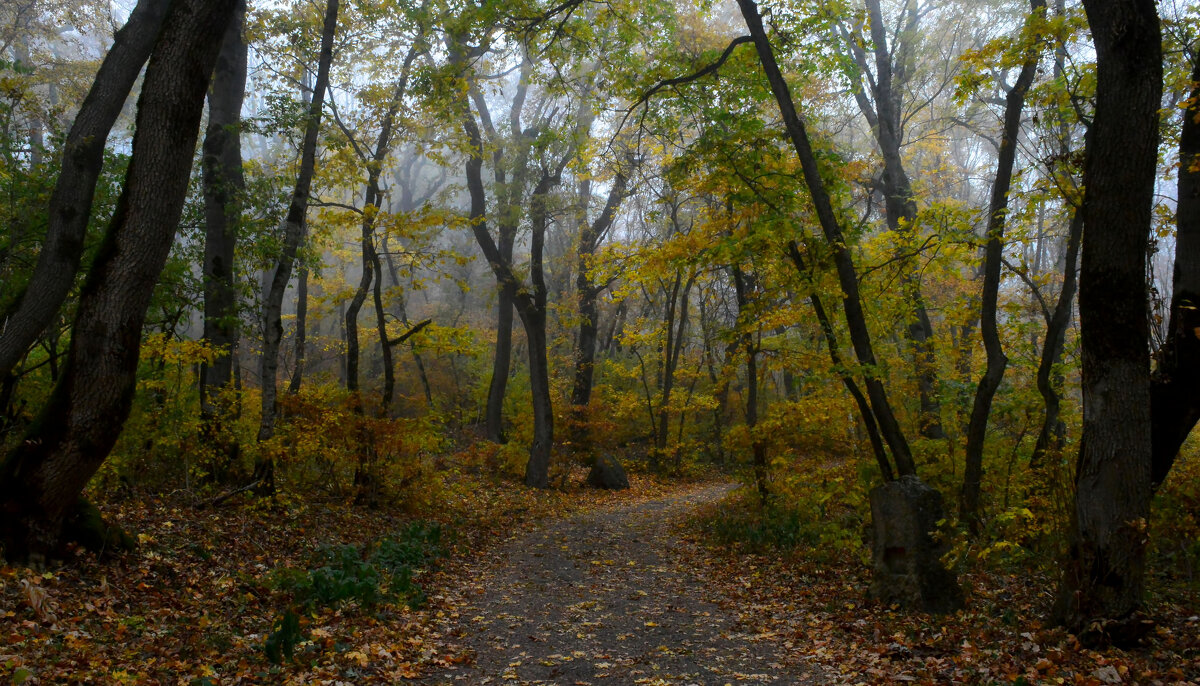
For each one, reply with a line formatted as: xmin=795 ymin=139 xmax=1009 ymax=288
xmin=263 ymin=521 xmax=448 ymax=664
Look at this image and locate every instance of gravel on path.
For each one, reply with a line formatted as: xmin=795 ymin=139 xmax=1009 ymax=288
xmin=420 ymin=483 xmax=819 ymax=685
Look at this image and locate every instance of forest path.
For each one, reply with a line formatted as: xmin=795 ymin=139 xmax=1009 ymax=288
xmin=420 ymin=482 xmax=819 ymax=685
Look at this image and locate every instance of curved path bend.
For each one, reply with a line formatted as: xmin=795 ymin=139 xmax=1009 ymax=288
xmin=421 ymin=483 xmax=818 ymax=685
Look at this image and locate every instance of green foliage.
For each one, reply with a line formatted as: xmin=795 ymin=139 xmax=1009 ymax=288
xmin=306 ymin=544 xmax=386 ymax=608
xmin=268 ymin=521 xmax=448 ymax=615
xmin=702 ymin=487 xmax=863 ymax=562
xmin=270 ymin=543 xmax=383 ymax=610
xmin=261 ymin=522 xmax=448 ymax=662
xmin=263 ymin=609 xmax=304 ymax=665
xmin=372 ymin=521 xmax=448 ymax=572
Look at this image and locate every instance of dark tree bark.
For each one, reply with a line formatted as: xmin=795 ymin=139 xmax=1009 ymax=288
xmin=737 ymin=0 xmax=916 ymax=476
xmin=288 ymin=69 xmax=316 ymax=398
xmin=960 ymin=0 xmax=1045 ymax=529
xmin=571 ymin=170 xmax=629 ymax=410
xmin=1029 ymin=207 xmax=1082 ymax=470
xmin=1030 ymin=16 xmax=1086 ymax=471
xmin=199 ymin=0 xmax=248 ymax=472
xmin=287 ymin=260 xmax=308 ymax=395
xmin=518 ymin=169 xmax=562 ymax=488
xmin=258 ymin=0 xmax=338 ymax=444
xmin=0 ymin=0 xmax=238 ymax=562
xmin=469 ymin=59 xmax=533 ymax=444
xmin=454 ymin=41 xmax=565 ymax=487
xmin=1150 ymin=53 xmax=1200 ymax=489
xmin=1053 ymin=0 xmax=1161 ymax=646
xmin=0 ymin=0 xmax=172 ymax=380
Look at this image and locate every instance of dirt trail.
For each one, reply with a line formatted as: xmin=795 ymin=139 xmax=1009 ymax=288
xmin=421 ymin=483 xmax=818 ymax=685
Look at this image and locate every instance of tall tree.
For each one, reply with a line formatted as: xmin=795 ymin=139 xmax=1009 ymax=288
xmin=838 ymin=0 xmax=944 ymax=439
xmin=960 ymin=0 xmax=1046 ymax=529
xmin=736 ymin=0 xmax=916 ymax=476
xmin=452 ymin=33 xmax=572 ymax=487
xmin=199 ymin=0 xmax=248 ymax=463
xmin=342 ymin=43 xmax=422 ymax=408
xmin=570 ymin=166 xmax=629 ymax=415
xmin=1053 ymin=0 xmax=1161 ymax=645
xmin=1150 ymin=52 xmax=1200 ymax=489
xmin=0 ymin=0 xmax=172 ymax=380
xmin=0 ymin=0 xmax=238 ymax=562
xmin=258 ymin=0 xmax=339 ymax=446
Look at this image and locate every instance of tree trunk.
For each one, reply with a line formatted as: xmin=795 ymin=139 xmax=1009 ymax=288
xmin=0 ymin=0 xmax=237 ymax=562
xmin=1030 ymin=20 xmax=1086 ymax=472
xmin=960 ymin=0 xmax=1044 ymax=530
xmin=341 ymin=51 xmax=418 ymax=412
xmin=513 ymin=170 xmax=563 ymax=487
xmin=199 ymin=0 xmax=247 ymax=474
xmin=258 ymin=0 xmax=338 ymax=445
xmin=1029 ymin=207 xmax=1082 ymax=470
xmin=454 ymin=43 xmax=553 ymax=486
xmin=344 ymin=240 xmax=374 ymax=396
xmin=788 ymin=242 xmax=893 ymax=481
xmin=733 ymin=265 xmax=768 ymax=500
xmin=1053 ymin=0 xmax=1161 ymax=646
xmin=862 ymin=0 xmax=944 ymax=440
xmin=737 ymin=0 xmax=916 ymax=476
xmin=655 ymin=268 xmax=695 ymax=454
xmin=0 ymin=0 xmax=172 ymax=380
xmin=485 ymin=283 xmax=515 ymax=441
xmin=382 ymin=239 xmax=432 ymax=405
xmin=571 ymin=170 xmax=629 ymax=411
xmin=287 ymin=261 xmax=308 ymax=395
xmin=1149 ymin=53 xmax=1200 ymax=489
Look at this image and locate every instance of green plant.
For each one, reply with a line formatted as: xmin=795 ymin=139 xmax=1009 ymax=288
xmin=372 ymin=521 xmax=447 ymax=571
xmin=263 ymin=609 xmax=304 ymax=665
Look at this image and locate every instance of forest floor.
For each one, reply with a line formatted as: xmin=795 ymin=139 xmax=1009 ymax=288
xmin=417 ymin=482 xmax=817 ymax=684
xmin=0 ymin=471 xmax=1198 ymax=685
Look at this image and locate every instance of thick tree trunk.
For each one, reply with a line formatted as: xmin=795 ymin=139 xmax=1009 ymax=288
xmin=199 ymin=0 xmax=247 ymax=476
xmin=455 ymin=46 xmax=555 ymax=486
xmin=960 ymin=0 xmax=1044 ymax=529
xmin=519 ymin=306 xmax=554 ymax=487
xmin=1053 ymin=0 xmax=1160 ymax=646
xmin=514 ymin=171 xmax=562 ymax=487
xmin=1149 ymin=54 xmax=1200 ymax=489
xmin=0 ymin=0 xmax=237 ymax=562
xmin=0 ymin=0 xmax=172 ymax=380
xmin=737 ymin=0 xmax=916 ymax=476
xmin=258 ymin=0 xmax=338 ymax=443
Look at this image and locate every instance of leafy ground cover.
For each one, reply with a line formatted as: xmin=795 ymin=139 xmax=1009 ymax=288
xmin=688 ymin=496 xmax=1200 ymax=685
xmin=1 ymin=469 xmax=1197 ymax=685
xmin=0 ymin=468 xmax=675 ymax=684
